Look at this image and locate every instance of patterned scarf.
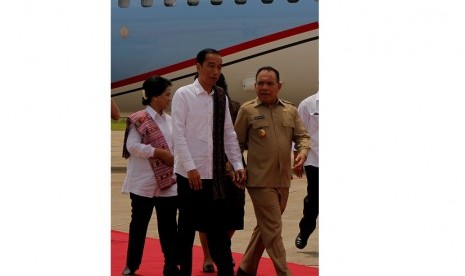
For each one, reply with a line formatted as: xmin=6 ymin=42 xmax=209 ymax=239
xmin=122 ymin=110 xmax=176 ymax=190
xmin=212 ymin=85 xmax=227 ymax=200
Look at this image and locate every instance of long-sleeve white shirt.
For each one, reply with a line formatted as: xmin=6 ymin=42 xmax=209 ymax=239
xmin=122 ymin=106 xmax=177 ymax=197
xmin=298 ymin=92 xmax=319 ymax=167
xmin=171 ymin=79 xmax=244 ymax=179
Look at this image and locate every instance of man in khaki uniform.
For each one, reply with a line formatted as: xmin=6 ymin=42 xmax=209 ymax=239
xmin=234 ymin=66 xmax=310 ymax=276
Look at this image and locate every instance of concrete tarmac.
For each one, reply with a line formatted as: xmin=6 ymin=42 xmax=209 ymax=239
xmin=111 ymin=130 xmax=318 ymax=268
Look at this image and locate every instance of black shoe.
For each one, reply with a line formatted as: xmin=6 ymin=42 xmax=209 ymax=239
xmin=163 ymin=264 xmax=180 ymax=276
xmin=295 ymin=232 xmax=308 ymax=249
xmin=122 ymin=266 xmax=136 ymax=275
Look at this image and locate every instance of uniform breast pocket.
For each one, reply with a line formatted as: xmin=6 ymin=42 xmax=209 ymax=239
xmin=252 ymin=119 xmax=269 ymax=138
xmin=282 ymin=116 xmax=295 ymax=129
xmin=252 ymin=119 xmax=269 ymax=129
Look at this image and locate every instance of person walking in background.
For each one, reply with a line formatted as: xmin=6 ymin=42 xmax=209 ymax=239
xmin=121 ymin=76 xmax=179 ymax=276
xmin=171 ymin=48 xmax=246 ymax=276
xmin=294 ymin=92 xmax=319 ymax=249
xmin=197 ymin=73 xmax=245 ymax=273
xmin=234 ymin=66 xmax=310 ymax=276
xmin=112 ymin=98 xmax=121 ymax=120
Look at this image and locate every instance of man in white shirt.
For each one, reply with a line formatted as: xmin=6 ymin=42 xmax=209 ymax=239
xmin=171 ymin=48 xmax=246 ymax=276
xmin=294 ymin=92 xmax=319 ymax=249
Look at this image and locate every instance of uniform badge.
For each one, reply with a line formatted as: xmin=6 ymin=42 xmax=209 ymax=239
xmin=259 ymin=128 xmax=266 ymax=138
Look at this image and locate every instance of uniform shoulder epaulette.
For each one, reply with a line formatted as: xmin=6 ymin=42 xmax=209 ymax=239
xmin=281 ymin=99 xmax=296 ymax=107
xmin=242 ymin=99 xmax=256 ymax=107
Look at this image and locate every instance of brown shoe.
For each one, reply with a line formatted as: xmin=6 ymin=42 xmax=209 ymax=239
xmin=236 ymin=267 xmax=255 ymax=276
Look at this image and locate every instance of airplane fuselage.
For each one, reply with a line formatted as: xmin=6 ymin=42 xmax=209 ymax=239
xmin=111 ymin=0 xmax=319 ymax=115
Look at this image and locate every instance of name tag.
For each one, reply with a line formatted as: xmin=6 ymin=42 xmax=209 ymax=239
xmin=253 ymin=115 xmax=265 ymax=120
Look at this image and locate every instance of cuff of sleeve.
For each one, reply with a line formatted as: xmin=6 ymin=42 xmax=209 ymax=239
xmin=298 ymin=149 xmax=309 ymax=158
xmin=231 ymin=161 xmax=244 ymax=171
xmin=183 ymin=160 xmax=196 ymax=172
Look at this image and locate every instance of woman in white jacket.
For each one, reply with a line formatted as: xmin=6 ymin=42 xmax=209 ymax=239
xmin=121 ymin=76 xmax=179 ymax=276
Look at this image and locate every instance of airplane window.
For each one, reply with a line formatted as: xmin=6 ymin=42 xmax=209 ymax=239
xmin=118 ymin=0 xmax=130 ymax=8
xmin=164 ymin=0 xmax=175 ymax=6
xmin=117 ymin=0 xmax=306 ymax=8
xmin=141 ymin=0 xmax=153 ymax=7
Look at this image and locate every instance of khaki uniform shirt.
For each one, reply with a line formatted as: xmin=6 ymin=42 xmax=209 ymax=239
xmin=234 ymin=98 xmax=310 ymax=188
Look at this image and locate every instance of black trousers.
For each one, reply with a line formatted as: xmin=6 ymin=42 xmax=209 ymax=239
xmin=176 ymin=174 xmax=234 ymax=276
xmin=299 ymin=165 xmax=319 ymax=238
xmin=125 ymin=193 xmax=179 ymax=273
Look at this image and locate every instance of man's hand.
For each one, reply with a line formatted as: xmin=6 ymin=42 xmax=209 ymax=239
xmin=231 ymin=169 xmax=247 ymax=189
xmin=293 ymin=165 xmax=303 ymax=178
xmin=187 ymin=169 xmax=202 ymax=190
xmin=292 ymin=152 xmax=307 ymax=178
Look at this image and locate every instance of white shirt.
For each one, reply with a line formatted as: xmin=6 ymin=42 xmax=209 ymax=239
xmin=298 ymin=92 xmax=319 ymax=167
xmin=122 ymin=106 xmax=177 ymax=197
xmin=171 ymin=79 xmax=244 ymax=179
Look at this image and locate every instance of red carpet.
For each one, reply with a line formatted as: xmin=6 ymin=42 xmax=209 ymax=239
xmin=112 ymin=230 xmax=318 ymax=276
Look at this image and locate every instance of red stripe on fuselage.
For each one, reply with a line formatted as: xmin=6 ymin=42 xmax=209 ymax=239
xmin=111 ymin=22 xmax=318 ymax=89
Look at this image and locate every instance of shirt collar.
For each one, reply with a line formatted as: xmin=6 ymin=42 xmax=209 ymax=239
xmin=253 ymin=97 xmax=285 ymax=107
xmin=145 ymin=105 xmax=164 ymax=120
xmin=313 ymin=92 xmax=319 ymax=112
xmin=193 ymin=79 xmax=214 ymax=96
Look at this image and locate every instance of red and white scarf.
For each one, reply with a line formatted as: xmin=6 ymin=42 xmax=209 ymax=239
xmin=122 ymin=110 xmax=175 ymax=190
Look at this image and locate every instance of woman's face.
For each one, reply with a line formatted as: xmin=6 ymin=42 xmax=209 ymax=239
xmin=152 ymin=86 xmax=172 ymax=110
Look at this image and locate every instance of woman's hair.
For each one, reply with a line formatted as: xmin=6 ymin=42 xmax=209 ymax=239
xmin=141 ymin=76 xmax=172 ymax=106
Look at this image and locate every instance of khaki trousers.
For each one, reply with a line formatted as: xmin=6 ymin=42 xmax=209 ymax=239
xmin=239 ymin=187 xmax=291 ymax=276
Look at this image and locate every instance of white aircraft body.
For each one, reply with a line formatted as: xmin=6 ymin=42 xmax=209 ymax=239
xmin=111 ymin=0 xmax=319 ymax=115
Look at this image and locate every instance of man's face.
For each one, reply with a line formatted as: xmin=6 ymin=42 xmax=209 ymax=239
xmin=255 ymin=70 xmax=281 ymax=105
xmin=197 ymin=53 xmax=222 ymax=87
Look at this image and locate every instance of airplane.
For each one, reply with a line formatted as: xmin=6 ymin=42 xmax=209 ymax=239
xmin=111 ymin=0 xmax=319 ymax=116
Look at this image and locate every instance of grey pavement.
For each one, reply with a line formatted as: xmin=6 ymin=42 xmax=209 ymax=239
xmin=111 ymin=130 xmax=318 ymax=268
